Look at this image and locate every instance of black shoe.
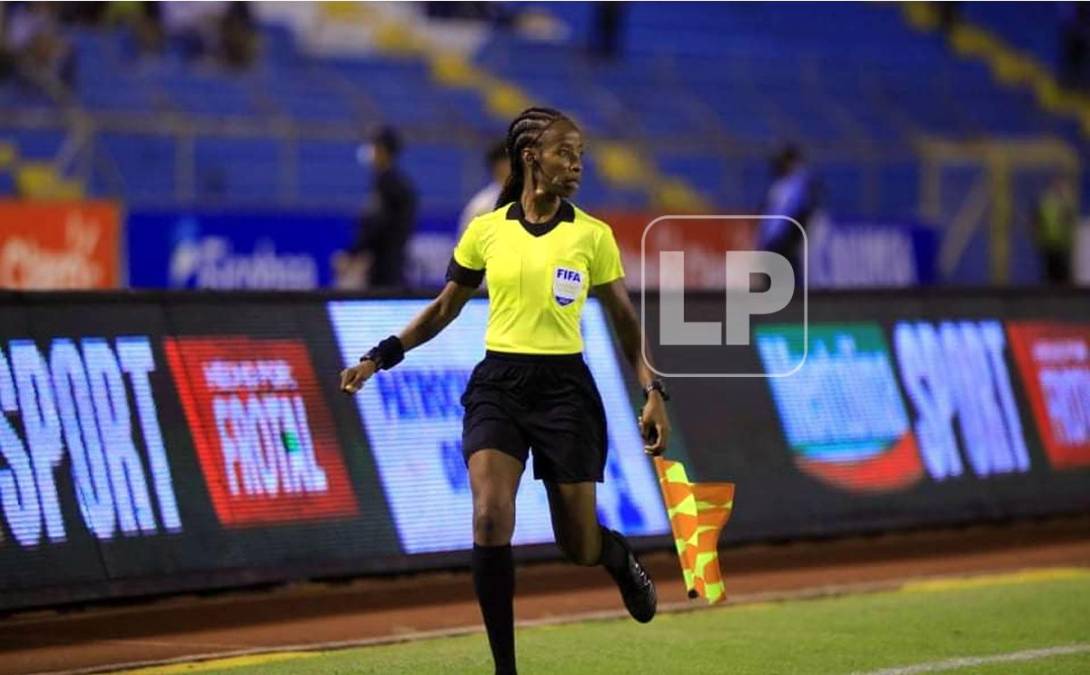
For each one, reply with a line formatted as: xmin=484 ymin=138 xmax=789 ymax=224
xmin=605 ymin=532 xmax=657 ymax=623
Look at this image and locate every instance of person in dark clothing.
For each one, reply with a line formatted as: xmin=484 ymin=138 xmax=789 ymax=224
xmin=340 ymin=107 xmax=666 ymax=675
xmin=1033 ymin=176 xmax=1077 ymax=285
xmin=220 ymin=1 xmax=257 ymax=69
xmin=591 ymin=2 xmax=624 ymax=59
xmin=757 ymin=143 xmax=821 ymax=277
xmin=935 ymin=1 xmax=961 ymax=34
xmin=350 ymin=126 xmax=417 ymax=290
xmin=1060 ymin=3 xmax=1090 ymax=91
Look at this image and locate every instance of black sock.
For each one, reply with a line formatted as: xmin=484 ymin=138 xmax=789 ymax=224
xmin=598 ymin=526 xmax=630 ymax=575
xmin=472 ymin=544 xmax=516 ymax=675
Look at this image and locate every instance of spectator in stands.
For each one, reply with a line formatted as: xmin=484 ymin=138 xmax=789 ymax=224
xmin=219 ymin=1 xmax=256 ymax=69
xmin=1059 ymin=3 xmax=1090 ymax=91
xmin=934 ymin=1 xmax=961 ymax=34
xmin=425 ymin=2 xmax=510 ymax=24
xmin=57 ymin=3 xmax=108 ymax=25
xmin=758 ymin=144 xmax=821 ymax=278
xmin=0 ymin=4 xmax=12 ymax=82
xmin=105 ymin=2 xmax=165 ymax=59
xmin=3 ymin=2 xmax=73 ymax=93
xmin=343 ymin=126 xmax=418 ymax=290
xmin=1033 ymin=176 xmax=1078 ymax=284
xmin=161 ymin=1 xmax=224 ymax=62
xmin=160 ymin=2 xmax=255 ymax=69
xmin=458 ymin=141 xmax=511 ymax=235
xmin=591 ymin=2 xmax=624 ymax=59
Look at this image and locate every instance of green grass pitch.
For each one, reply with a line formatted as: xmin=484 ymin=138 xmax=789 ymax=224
xmin=130 ymin=568 xmax=1090 ymax=675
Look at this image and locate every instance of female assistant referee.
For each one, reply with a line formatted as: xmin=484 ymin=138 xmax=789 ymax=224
xmin=339 ymin=107 xmax=670 ymax=675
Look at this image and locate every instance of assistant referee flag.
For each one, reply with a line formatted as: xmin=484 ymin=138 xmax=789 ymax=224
xmin=654 ymin=457 xmax=735 ymax=604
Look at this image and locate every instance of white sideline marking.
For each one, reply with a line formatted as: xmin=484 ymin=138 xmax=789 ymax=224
xmin=34 ymin=585 xmax=899 ymax=675
xmin=858 ymin=644 xmax=1090 ymax=674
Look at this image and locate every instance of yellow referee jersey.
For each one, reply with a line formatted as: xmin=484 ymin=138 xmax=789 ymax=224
xmin=448 ymin=201 xmax=624 ymax=354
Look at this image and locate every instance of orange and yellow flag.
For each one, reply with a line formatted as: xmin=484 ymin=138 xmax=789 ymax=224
xmin=653 ymin=457 xmax=735 ymax=604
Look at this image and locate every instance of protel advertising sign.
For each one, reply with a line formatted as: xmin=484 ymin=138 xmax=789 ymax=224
xmin=1007 ymin=322 xmax=1090 ymax=469
xmin=163 ymin=336 xmax=359 ymax=526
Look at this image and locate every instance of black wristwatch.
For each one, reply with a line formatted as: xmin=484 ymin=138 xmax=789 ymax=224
xmin=643 ymin=379 xmax=670 ymax=401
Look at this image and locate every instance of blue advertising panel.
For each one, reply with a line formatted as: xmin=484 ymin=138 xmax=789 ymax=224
xmin=327 ymin=298 xmax=671 ymax=554
xmin=810 ymin=220 xmax=937 ymax=287
xmin=127 ymin=210 xmax=355 ymax=289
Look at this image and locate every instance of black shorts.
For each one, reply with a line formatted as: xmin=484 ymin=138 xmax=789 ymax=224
xmin=461 ymin=351 xmax=608 ymax=483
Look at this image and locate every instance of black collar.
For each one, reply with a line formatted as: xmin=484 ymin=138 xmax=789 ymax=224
xmin=506 ymin=200 xmax=575 ymax=237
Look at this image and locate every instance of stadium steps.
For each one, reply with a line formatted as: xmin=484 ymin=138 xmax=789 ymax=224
xmin=961 ymin=2 xmax=1059 ymax=72
xmin=350 ymin=4 xmax=709 ymax=212
xmin=902 ymin=3 xmax=1090 ymax=139
xmin=15 ymin=162 xmax=85 ymax=200
xmin=0 ymin=141 xmax=16 ymax=196
xmin=0 ymin=136 xmax=85 ymax=200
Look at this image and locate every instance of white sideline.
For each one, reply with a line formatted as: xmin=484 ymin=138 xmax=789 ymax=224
xmin=33 ymin=580 xmax=907 ymax=675
xmin=858 ymin=643 xmax=1090 ymax=675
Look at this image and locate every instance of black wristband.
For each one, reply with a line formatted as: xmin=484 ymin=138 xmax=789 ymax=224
xmin=361 ymin=335 xmax=405 ymax=371
xmin=643 ymin=379 xmax=670 ymax=401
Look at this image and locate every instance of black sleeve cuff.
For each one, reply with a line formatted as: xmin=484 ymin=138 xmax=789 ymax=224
xmin=445 ymin=257 xmax=485 ymax=288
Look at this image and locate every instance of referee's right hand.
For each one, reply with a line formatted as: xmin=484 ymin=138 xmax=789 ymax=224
xmin=340 ymin=359 xmax=377 ymax=394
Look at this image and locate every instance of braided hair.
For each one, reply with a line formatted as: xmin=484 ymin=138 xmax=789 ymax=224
xmin=494 ymin=107 xmax=575 ymax=209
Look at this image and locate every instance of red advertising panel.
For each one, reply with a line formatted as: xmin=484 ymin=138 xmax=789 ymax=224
xmin=598 ymin=211 xmax=757 ymax=289
xmin=1007 ymin=322 xmax=1090 ymax=469
xmin=0 ymin=201 xmax=121 ymax=289
xmin=163 ymin=337 xmax=359 ymax=526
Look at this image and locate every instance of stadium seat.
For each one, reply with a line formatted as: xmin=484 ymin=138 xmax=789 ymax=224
xmin=93 ymin=132 xmax=177 ymax=203
xmin=194 ymin=137 xmax=280 ymax=201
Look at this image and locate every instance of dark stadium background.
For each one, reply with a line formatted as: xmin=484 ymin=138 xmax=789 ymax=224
xmin=0 ymin=4 xmax=1088 ymax=673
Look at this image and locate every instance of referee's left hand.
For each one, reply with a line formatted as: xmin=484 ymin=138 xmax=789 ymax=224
xmin=340 ymin=359 xmax=377 ymax=394
xmin=640 ymin=392 xmax=670 ymax=455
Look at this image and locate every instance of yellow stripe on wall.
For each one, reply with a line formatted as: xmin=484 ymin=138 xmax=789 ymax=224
xmin=902 ymin=567 xmax=1090 ymax=594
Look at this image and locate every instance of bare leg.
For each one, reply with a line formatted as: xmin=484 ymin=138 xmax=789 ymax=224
xmin=545 ymin=480 xmax=657 ymax=623
xmin=544 ymin=481 xmax=602 ymax=565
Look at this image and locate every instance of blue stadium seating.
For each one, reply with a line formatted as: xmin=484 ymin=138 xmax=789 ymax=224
xmin=0 ymin=79 xmax=58 ymax=112
xmin=0 ymin=3 xmax=1085 ymax=225
xmin=0 ymin=128 xmax=66 ymax=159
xmin=964 ymin=2 xmax=1059 ymax=70
xmin=296 ymin=140 xmax=370 ymax=206
xmin=91 ymin=132 xmax=177 ymax=203
xmin=193 ymin=136 xmax=279 ymax=202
